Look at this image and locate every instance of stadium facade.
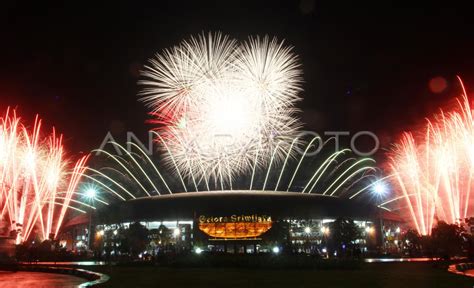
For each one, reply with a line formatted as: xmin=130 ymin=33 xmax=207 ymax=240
xmin=59 ymin=191 xmax=403 ymax=256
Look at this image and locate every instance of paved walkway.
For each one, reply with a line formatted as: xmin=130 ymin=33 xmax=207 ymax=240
xmin=0 ymin=271 xmax=85 ymax=288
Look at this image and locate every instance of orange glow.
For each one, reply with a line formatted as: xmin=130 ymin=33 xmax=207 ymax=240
xmin=199 ymin=221 xmax=272 ymax=239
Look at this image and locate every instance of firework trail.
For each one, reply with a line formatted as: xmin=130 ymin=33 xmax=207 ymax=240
xmin=88 ymin=136 xmax=376 ymax=202
xmin=387 ymin=77 xmax=474 ymax=235
xmin=139 ymin=32 xmax=302 ymax=183
xmin=0 ymin=109 xmax=89 ymax=243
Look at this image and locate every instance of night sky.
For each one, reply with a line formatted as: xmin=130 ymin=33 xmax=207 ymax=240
xmin=1 ymin=1 xmax=474 ymax=159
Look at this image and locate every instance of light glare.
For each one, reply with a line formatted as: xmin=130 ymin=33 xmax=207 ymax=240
xmin=85 ymin=188 xmax=97 ymax=199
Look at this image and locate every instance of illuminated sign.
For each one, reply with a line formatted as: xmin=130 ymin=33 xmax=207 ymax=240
xmin=199 ymin=214 xmax=271 ymax=224
xmin=198 ymin=214 xmax=272 ymax=239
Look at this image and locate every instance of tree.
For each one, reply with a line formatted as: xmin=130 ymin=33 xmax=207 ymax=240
xmin=430 ymin=221 xmax=464 ymax=260
xmin=402 ymin=229 xmax=422 ymax=257
xmin=157 ymin=224 xmax=172 ymax=246
xmin=121 ymin=222 xmax=149 ymax=258
xmin=328 ymin=218 xmax=360 ymax=257
xmin=147 ymin=225 xmax=173 ymax=254
xmin=262 ymin=220 xmax=290 ymax=252
xmin=466 ymin=234 xmax=474 ymax=260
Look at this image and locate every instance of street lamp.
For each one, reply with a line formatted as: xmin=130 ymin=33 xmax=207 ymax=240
xmin=85 ymin=187 xmax=97 ymax=199
xmin=320 ymin=226 xmax=329 ymax=235
xmin=303 ymin=226 xmax=312 ymax=253
xmin=372 ymin=182 xmax=388 ymax=196
xmin=371 ymin=180 xmax=389 ymax=252
xmin=365 ymin=226 xmax=375 ymax=235
xmin=173 ymin=228 xmax=180 ymax=237
xmin=84 ymin=186 xmax=98 ymax=249
xmin=173 ymin=227 xmax=181 ymax=253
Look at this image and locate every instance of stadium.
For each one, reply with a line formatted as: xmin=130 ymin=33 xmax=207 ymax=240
xmin=59 ymin=190 xmax=403 ymax=255
xmin=56 ymin=34 xmax=406 ymax=257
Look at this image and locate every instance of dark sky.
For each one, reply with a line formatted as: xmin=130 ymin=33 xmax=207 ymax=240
xmin=1 ymin=1 xmax=474 ymax=158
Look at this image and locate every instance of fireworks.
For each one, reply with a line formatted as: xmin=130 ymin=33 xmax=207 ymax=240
xmin=386 ymin=78 xmax=474 ymax=235
xmin=89 ymin=136 xmax=376 ymax=200
xmin=0 ymin=109 xmax=89 ymax=243
xmin=139 ymin=32 xmax=302 ymax=182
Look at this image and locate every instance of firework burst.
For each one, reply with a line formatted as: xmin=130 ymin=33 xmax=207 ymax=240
xmin=139 ymin=32 xmax=302 ymax=183
xmin=385 ymin=78 xmax=474 ymax=235
xmin=0 ymin=109 xmax=89 ymax=243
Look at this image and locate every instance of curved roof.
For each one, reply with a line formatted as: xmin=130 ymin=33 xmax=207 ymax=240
xmin=91 ymin=191 xmax=403 ymax=224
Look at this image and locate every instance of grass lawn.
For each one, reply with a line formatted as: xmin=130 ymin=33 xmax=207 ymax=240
xmin=90 ymin=262 xmax=474 ymax=288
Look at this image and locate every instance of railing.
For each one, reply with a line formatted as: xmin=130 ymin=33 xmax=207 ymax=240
xmin=19 ymin=265 xmax=109 ymax=287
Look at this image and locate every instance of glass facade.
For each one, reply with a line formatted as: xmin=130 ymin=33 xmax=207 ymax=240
xmin=82 ymin=217 xmax=403 ymax=257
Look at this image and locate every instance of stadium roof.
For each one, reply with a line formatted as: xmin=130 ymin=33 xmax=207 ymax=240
xmin=80 ymin=191 xmax=403 ymax=225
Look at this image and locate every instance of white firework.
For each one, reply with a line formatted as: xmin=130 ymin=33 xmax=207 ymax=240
xmin=139 ymin=32 xmax=302 ymax=183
